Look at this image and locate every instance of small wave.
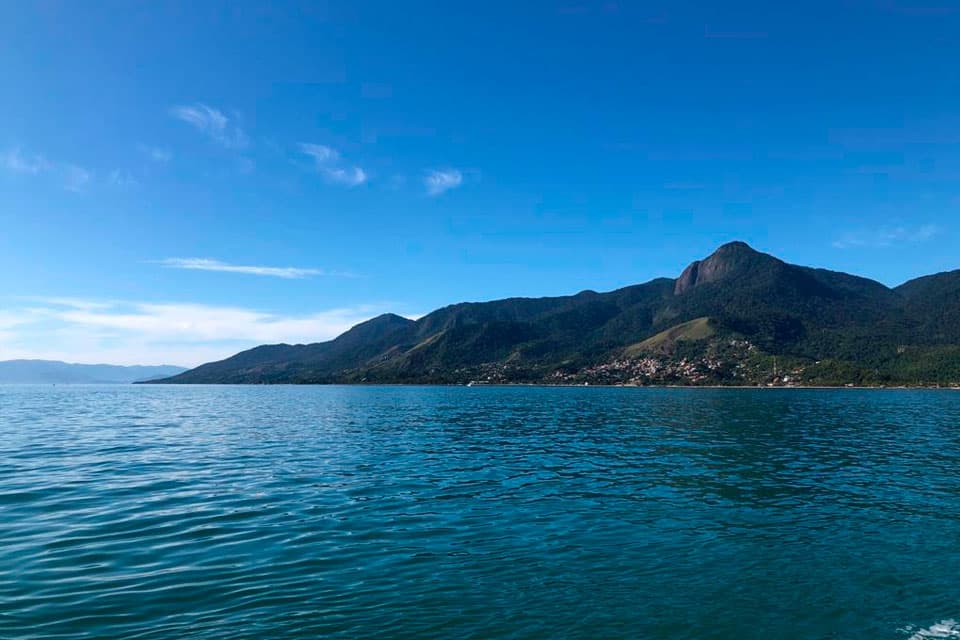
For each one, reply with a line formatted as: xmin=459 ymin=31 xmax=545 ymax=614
xmin=905 ymin=620 xmax=960 ymax=639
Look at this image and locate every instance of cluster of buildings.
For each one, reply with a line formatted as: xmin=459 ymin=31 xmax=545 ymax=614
xmin=456 ymin=337 xmax=829 ymax=387
xmin=550 ymin=355 xmax=732 ymax=386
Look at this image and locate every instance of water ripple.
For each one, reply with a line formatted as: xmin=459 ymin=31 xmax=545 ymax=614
xmin=1 ymin=385 xmax=959 ymax=639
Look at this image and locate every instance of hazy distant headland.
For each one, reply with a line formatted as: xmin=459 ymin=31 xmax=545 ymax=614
xmin=150 ymin=242 xmax=960 ymax=388
xmin=0 ymin=360 xmax=187 ymax=385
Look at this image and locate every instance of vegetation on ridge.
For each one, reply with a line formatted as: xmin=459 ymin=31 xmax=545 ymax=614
xmin=151 ymin=242 xmax=960 ymax=387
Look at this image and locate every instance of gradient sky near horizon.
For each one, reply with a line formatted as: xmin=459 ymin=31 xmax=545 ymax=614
xmin=2 ymin=0 xmax=959 ymax=365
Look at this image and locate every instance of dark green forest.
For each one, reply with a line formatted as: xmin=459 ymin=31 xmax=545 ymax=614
xmin=152 ymin=242 xmax=960 ymax=387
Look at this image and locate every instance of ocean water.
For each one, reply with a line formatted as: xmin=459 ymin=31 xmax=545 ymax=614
xmin=1 ymin=385 xmax=959 ymax=640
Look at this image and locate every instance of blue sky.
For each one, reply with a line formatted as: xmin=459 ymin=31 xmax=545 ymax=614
xmin=1 ymin=1 xmax=959 ymax=365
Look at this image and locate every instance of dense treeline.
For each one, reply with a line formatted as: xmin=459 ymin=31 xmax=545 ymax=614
xmin=152 ymin=243 xmax=960 ymax=387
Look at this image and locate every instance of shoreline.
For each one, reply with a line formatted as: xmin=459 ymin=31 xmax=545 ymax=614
xmin=137 ymin=381 xmax=960 ymax=390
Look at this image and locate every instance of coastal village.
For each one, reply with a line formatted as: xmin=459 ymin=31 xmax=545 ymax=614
xmin=456 ymin=337 xmax=959 ymax=388
xmin=457 ymin=338 xmax=819 ymax=387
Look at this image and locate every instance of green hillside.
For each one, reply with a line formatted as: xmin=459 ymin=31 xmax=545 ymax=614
xmin=152 ymin=242 xmax=960 ymax=387
xmin=625 ymin=317 xmax=716 ymax=356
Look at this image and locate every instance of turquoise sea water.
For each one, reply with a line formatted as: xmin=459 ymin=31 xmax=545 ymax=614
xmin=1 ymin=385 xmax=959 ymax=639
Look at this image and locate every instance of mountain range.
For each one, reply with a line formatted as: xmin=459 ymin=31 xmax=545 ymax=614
xmin=0 ymin=360 xmax=187 ymax=384
xmin=152 ymin=242 xmax=960 ymax=387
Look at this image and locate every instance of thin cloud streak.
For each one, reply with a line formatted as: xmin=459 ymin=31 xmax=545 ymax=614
xmin=0 ymin=311 xmax=33 ymax=330
xmin=0 ymin=298 xmax=398 ymax=366
xmin=425 ymin=169 xmax=463 ymax=196
xmin=299 ymin=143 xmax=367 ymax=187
xmin=832 ymin=224 xmax=940 ymax=249
xmin=171 ymin=104 xmax=249 ymax=148
xmin=157 ymin=258 xmax=328 ymax=279
xmin=2 ymin=148 xmax=94 ymax=193
xmin=22 ymin=297 xmax=116 ymax=311
xmin=325 ymin=166 xmax=367 ymax=187
xmin=299 ymin=143 xmax=339 ymax=164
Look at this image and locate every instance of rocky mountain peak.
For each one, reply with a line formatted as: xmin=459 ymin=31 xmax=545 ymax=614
xmin=674 ymin=241 xmax=762 ymax=295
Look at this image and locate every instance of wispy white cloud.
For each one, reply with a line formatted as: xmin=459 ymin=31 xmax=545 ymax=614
xmin=63 ymin=165 xmax=92 ymax=192
xmin=0 ymin=311 xmax=34 ymax=330
xmin=171 ymin=103 xmax=249 ymax=148
xmin=53 ymin=302 xmax=377 ymax=343
xmin=156 ymin=257 xmax=341 ymax=279
xmin=325 ymin=166 xmax=368 ymax=187
xmin=2 ymin=148 xmax=96 ymax=193
xmin=425 ymin=169 xmax=463 ymax=196
xmin=832 ymin=224 xmax=941 ymax=249
xmin=300 ymin=143 xmax=339 ymax=164
xmin=22 ymin=297 xmax=115 ymax=311
xmin=1 ymin=147 xmax=51 ymax=174
xmin=0 ymin=298 xmax=398 ymax=366
xmin=299 ymin=143 xmax=368 ymax=187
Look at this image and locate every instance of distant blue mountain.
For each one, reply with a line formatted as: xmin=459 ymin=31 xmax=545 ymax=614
xmin=0 ymin=360 xmax=187 ymax=384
